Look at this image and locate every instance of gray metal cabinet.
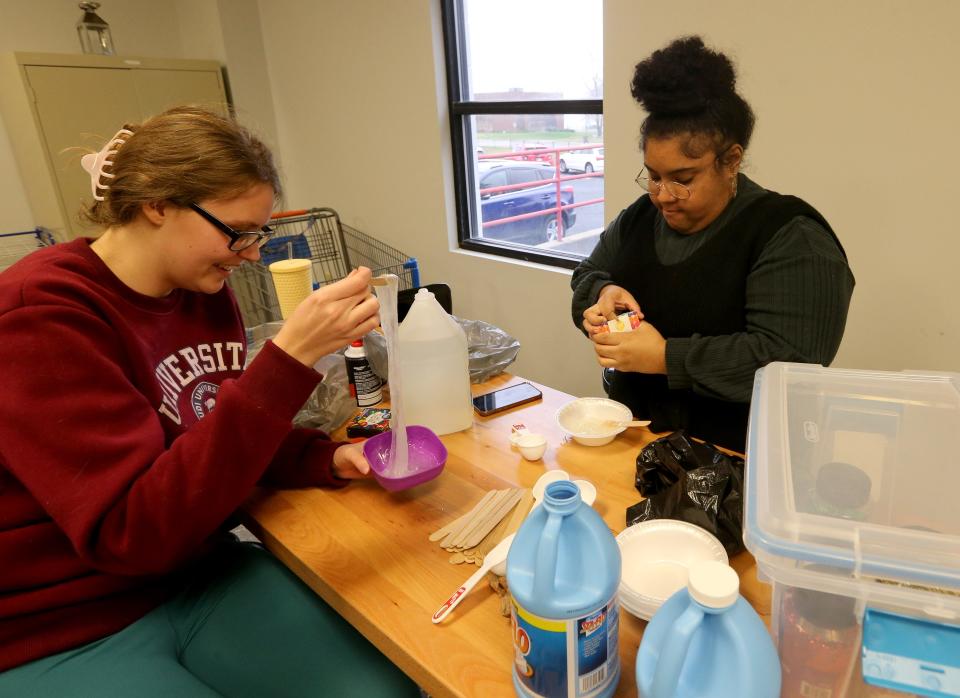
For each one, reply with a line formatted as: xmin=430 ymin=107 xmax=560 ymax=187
xmin=0 ymin=52 xmax=227 ymax=240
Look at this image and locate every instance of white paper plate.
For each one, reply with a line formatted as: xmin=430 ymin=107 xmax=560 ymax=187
xmin=530 ymin=471 xmax=597 ymax=508
xmin=616 ymin=519 xmax=728 ymax=620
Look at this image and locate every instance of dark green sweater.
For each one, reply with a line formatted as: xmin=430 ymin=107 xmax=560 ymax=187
xmin=571 ymin=174 xmax=855 ymax=403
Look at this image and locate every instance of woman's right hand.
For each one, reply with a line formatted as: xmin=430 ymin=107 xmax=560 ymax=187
xmin=582 ymin=284 xmax=642 ymax=334
xmin=272 ymin=266 xmax=381 ymax=367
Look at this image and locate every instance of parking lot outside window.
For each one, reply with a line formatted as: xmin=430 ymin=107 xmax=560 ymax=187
xmin=441 ymin=0 xmax=604 ymax=267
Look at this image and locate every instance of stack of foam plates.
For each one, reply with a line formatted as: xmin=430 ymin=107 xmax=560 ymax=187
xmin=616 ymin=519 xmax=728 ymax=620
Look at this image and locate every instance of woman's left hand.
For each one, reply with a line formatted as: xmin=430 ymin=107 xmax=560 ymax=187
xmin=332 ymin=442 xmax=372 ymax=479
xmin=591 ymin=321 xmax=667 ymax=374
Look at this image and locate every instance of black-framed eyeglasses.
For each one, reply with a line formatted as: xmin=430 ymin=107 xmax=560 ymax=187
xmin=189 ymin=202 xmax=275 ymax=252
xmin=634 ymin=169 xmax=693 ymax=201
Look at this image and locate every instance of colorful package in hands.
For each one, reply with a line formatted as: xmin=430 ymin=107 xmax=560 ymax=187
xmin=593 ymin=310 xmax=641 ymax=335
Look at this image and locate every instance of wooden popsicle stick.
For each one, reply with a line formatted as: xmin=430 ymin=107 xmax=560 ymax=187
xmin=443 ymin=489 xmax=513 ymax=549
xmin=472 ymin=488 xmax=534 ymax=573
xmin=476 ymin=489 xmax=529 ymax=557
xmin=444 ymin=488 xmax=514 ymax=549
xmin=369 ymin=276 xmax=391 ymax=286
xmin=460 ymin=489 xmax=524 ymax=550
xmin=450 ymin=489 xmax=517 ymax=549
xmin=442 ymin=489 xmax=510 ymax=549
xmin=460 ymin=491 xmax=522 ymax=551
xmin=429 ymin=490 xmax=497 ymax=542
xmin=502 ymin=488 xmax=534 ymax=538
xmin=467 ymin=502 xmax=518 ymax=567
xmin=430 ymin=489 xmax=498 ymax=543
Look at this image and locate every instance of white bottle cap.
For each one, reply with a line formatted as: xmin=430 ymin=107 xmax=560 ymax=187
xmin=687 ymin=560 xmax=739 ymax=609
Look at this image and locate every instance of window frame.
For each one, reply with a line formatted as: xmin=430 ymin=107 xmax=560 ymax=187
xmin=440 ymin=0 xmax=603 ymax=269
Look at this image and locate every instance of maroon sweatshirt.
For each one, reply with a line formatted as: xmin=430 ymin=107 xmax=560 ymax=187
xmin=0 ymin=239 xmax=346 ymax=671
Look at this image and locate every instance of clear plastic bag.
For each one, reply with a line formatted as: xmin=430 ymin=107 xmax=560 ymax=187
xmin=246 ymin=323 xmax=355 ymax=433
xmin=364 ymin=316 xmax=520 ymax=384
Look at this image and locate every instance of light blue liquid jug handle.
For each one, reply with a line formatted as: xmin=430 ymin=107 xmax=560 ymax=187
xmin=533 ymin=511 xmax=562 ymax=599
xmin=650 ymin=601 xmax=704 ymax=698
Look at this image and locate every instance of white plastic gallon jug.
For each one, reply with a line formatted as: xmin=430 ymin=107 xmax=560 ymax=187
xmin=396 ymin=288 xmax=473 ymax=435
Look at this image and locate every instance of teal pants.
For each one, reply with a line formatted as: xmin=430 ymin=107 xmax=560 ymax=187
xmin=0 ymin=542 xmax=421 ymax=697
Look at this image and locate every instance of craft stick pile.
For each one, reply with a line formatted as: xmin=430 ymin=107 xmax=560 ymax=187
xmin=429 ymin=488 xmax=534 ymax=570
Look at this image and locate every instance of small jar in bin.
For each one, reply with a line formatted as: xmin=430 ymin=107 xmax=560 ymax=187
xmin=779 ymin=585 xmax=860 ymax=698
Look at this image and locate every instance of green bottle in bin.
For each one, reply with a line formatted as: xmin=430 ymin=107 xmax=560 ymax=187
xmin=810 ymin=462 xmax=872 ymax=520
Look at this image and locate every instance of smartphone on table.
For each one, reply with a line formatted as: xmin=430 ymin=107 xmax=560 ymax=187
xmin=473 ymin=382 xmax=543 ymax=416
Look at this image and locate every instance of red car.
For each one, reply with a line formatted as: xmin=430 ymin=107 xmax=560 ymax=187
xmin=517 ymin=145 xmax=555 ymax=166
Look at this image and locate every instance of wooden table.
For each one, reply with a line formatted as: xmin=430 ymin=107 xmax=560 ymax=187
xmin=241 ymin=375 xmax=770 ymax=698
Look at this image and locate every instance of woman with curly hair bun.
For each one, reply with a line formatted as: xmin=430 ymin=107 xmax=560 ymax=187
xmin=571 ymin=36 xmax=854 ymax=452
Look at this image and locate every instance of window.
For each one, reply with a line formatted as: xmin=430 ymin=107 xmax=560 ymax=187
xmin=441 ymin=0 xmax=604 ymax=267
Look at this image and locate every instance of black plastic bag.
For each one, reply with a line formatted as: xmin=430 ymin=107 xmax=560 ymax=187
xmin=626 ymin=431 xmax=746 ymax=555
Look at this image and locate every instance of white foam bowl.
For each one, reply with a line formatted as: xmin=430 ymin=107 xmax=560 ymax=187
xmin=556 ymin=397 xmax=633 ymax=446
xmin=616 ymin=519 xmax=728 ymax=620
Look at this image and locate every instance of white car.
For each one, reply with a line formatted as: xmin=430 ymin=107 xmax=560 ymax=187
xmin=559 ymin=147 xmax=604 ymax=174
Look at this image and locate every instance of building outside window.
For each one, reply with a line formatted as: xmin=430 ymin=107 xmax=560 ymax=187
xmin=441 ymin=0 xmax=604 ymax=268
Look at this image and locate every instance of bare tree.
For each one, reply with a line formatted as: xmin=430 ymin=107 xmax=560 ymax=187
xmin=586 ymin=73 xmax=603 ymax=139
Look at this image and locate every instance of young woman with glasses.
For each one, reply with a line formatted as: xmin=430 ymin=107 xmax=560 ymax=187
xmin=0 ymin=106 xmax=421 ymax=696
xmin=571 ymin=36 xmax=855 ymax=452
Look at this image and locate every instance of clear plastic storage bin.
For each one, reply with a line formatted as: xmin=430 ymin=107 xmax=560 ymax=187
xmin=745 ymin=363 xmax=960 ymax=698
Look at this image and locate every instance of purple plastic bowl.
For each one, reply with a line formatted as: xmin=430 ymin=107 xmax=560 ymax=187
xmin=362 ymin=425 xmax=447 ymax=492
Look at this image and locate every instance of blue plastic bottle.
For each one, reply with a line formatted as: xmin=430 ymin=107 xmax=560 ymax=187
xmin=507 ymin=480 xmax=622 ymax=698
xmin=636 ymin=560 xmax=781 ymax=698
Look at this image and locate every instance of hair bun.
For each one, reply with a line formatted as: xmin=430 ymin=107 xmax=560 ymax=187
xmin=631 ymin=36 xmax=737 ymax=117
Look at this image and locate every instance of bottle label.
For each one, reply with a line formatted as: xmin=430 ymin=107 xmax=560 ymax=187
xmin=511 ymin=596 xmax=619 ymax=698
xmin=345 ymin=356 xmax=382 ymax=407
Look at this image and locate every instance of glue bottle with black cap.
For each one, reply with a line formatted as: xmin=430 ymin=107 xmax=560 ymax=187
xmin=345 ymin=339 xmax=382 ymax=407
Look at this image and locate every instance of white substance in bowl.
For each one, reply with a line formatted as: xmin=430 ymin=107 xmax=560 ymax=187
xmin=555 ymin=398 xmax=632 ymax=446
xmin=564 ymin=417 xmax=610 ymax=436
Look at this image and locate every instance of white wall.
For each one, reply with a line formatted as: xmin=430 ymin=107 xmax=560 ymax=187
xmin=4 ymin=0 xmax=960 ymax=397
xmin=214 ymin=0 xmax=279 ymax=150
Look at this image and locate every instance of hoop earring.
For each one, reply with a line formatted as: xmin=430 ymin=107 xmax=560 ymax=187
xmin=731 ymin=174 xmax=739 ymax=198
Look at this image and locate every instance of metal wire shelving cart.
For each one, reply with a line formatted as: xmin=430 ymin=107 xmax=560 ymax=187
xmin=229 ymin=207 xmax=420 ymax=328
xmin=0 ymin=228 xmax=57 ymax=272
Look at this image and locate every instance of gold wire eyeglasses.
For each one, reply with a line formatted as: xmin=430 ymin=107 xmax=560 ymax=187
xmin=634 ymin=169 xmax=692 ymax=200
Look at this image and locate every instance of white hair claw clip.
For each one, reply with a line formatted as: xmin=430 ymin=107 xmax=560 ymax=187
xmin=80 ymin=128 xmax=133 ymax=201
